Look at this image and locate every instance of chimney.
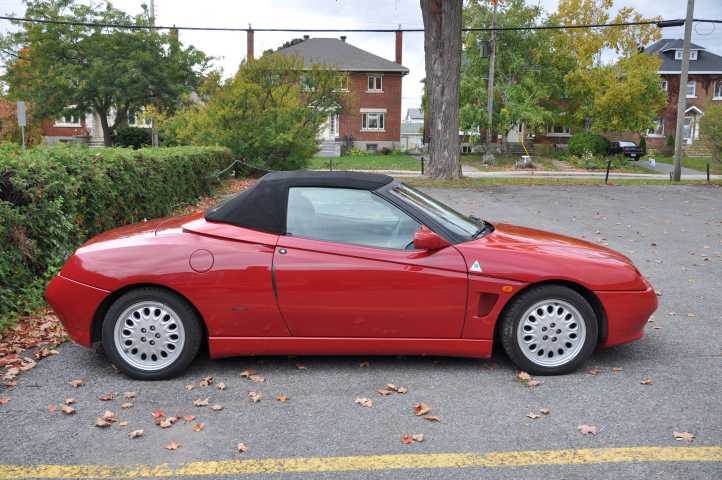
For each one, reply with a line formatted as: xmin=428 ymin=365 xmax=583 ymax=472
xmin=246 ymin=25 xmax=254 ymax=63
xmin=303 ymin=35 xmax=310 ymax=40
xmin=340 ymin=35 xmax=347 ymax=42
xmin=395 ymin=25 xmax=402 ymax=65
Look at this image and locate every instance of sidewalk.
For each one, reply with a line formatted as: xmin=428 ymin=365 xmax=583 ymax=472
xmin=634 ymin=159 xmax=705 ymax=176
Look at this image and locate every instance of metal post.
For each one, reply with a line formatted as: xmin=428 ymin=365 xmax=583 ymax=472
xmin=421 ymin=156 xmax=425 ymax=175
xmin=672 ymin=0 xmax=695 ymax=181
xmin=707 ymin=163 xmax=710 ymax=183
xmin=605 ymin=160 xmax=611 ymax=184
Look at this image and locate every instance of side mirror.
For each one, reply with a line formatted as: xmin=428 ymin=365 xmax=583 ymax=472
xmin=413 ymin=226 xmax=450 ymax=251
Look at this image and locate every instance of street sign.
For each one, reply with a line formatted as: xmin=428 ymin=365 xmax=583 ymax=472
xmin=17 ymin=101 xmax=26 ymax=127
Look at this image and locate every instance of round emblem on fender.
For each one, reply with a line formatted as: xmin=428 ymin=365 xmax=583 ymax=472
xmin=189 ymin=249 xmax=214 ymax=273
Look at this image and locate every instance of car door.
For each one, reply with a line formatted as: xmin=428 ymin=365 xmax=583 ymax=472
xmin=273 ymin=187 xmax=468 ymax=339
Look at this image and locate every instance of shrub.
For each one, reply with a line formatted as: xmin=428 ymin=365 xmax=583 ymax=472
xmin=700 ymin=103 xmax=722 ymax=162
xmin=568 ymin=151 xmax=628 ymax=170
xmin=0 ymin=144 xmax=230 ymax=329
xmin=114 ymin=126 xmax=152 ymax=149
xmin=567 ymin=132 xmax=610 ymax=156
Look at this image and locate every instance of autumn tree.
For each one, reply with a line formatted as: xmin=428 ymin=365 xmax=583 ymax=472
xmin=700 ymin=104 xmax=722 ymax=162
xmin=1 ymin=0 xmax=209 ymax=146
xmin=551 ymin=0 xmax=665 ymax=133
xmin=164 ymin=53 xmax=346 ymax=170
xmin=421 ymin=0 xmax=463 ymax=179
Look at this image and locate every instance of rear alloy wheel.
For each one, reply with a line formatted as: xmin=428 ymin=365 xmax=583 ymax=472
xmin=500 ymin=285 xmax=598 ymax=375
xmin=102 ymin=288 xmax=202 ymax=380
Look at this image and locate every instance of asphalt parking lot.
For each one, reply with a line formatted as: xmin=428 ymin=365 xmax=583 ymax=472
xmin=1 ymin=185 xmax=721 ymax=479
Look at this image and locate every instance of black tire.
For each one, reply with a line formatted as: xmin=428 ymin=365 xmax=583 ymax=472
xmin=500 ymin=284 xmax=598 ymax=375
xmin=102 ymin=287 xmax=202 ymax=380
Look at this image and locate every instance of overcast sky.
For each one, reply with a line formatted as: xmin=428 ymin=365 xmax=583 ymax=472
xmin=2 ymin=0 xmax=721 ymax=115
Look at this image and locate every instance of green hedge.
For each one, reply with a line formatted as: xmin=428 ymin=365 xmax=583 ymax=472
xmin=568 ymin=132 xmax=610 ymax=156
xmin=0 ymin=145 xmax=231 ymax=330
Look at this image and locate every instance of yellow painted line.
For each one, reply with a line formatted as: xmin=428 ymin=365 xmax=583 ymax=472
xmin=1 ymin=446 xmax=720 ymax=479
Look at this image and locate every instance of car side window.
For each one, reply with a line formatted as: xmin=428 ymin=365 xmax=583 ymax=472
xmin=286 ymin=187 xmax=421 ymax=250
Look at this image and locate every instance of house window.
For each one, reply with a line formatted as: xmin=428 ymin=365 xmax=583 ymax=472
xmin=366 ymin=144 xmax=378 ymax=152
xmin=675 ymin=50 xmax=698 ymax=61
xmin=714 ymin=80 xmax=722 ymax=99
xmin=361 ymin=111 xmax=385 ymax=131
xmin=367 ymin=75 xmax=383 ymax=92
xmin=300 ymin=74 xmax=315 ymax=91
xmin=687 ymin=80 xmax=696 ymax=98
xmin=646 ymin=118 xmax=664 ymax=137
xmin=128 ymin=112 xmax=152 ymax=127
xmin=335 ymin=75 xmax=349 ymax=92
xmin=547 ymin=124 xmax=571 ymax=137
xmin=55 ymin=113 xmax=81 ymax=127
xmin=660 ymin=79 xmax=668 ymax=92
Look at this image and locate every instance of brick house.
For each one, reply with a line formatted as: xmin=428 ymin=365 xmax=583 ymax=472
xmin=265 ymin=35 xmax=409 ymax=156
xmin=644 ymin=39 xmax=722 ymax=155
xmin=41 ymin=110 xmax=151 ymax=146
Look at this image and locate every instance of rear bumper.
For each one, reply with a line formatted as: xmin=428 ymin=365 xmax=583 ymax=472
xmin=45 ymin=274 xmax=110 ymax=347
xmin=597 ymin=285 xmax=658 ymax=347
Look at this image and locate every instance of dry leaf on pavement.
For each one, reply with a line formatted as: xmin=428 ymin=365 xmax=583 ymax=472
xmin=121 ymin=402 xmax=133 ymax=409
xmin=526 ymin=380 xmax=542 ymax=387
xmin=240 ymin=369 xmax=257 ymax=379
xmin=128 ymin=429 xmax=144 ymax=439
xmin=237 ymin=443 xmax=249 ymax=453
xmin=199 ymin=376 xmax=214 ymax=387
xmin=641 ymin=378 xmax=653 ymax=385
xmin=248 ymin=391 xmax=262 ymax=403
xmin=118 ymin=421 xmax=128 ymax=427
xmin=69 ymin=379 xmax=84 ymax=388
xmin=95 ymin=418 xmax=112 ymax=428
xmin=216 ymin=382 xmax=226 ymax=391
xmin=0 ymin=396 xmax=10 ymax=405
xmin=183 ymin=415 xmax=196 ymax=422
xmin=98 ymin=393 xmax=114 ymax=401
xmin=539 ymin=408 xmax=550 ymax=415
xmin=210 ymin=404 xmax=224 ymax=411
xmin=295 ymin=363 xmax=306 ymax=370
xmin=193 ymin=398 xmax=210 ymax=407
xmin=63 ymin=398 xmax=75 ymax=405
xmin=526 ymin=412 xmax=541 ymax=419
xmin=165 ymin=441 xmax=181 ymax=450
xmin=102 ymin=410 xmax=117 ymax=422
xmin=577 ymin=424 xmax=598 ymax=435
xmin=152 ymin=409 xmax=166 ymax=419
xmin=413 ymin=403 xmax=431 ymax=416
xmin=276 ymin=394 xmax=289 ymax=402
xmin=424 ymin=415 xmax=441 ymax=422
xmin=516 ymin=371 xmax=532 ymax=383
xmin=411 ymin=434 xmax=425 ymax=442
xmin=47 ymin=404 xmax=57 ymax=413
xmin=587 ymin=367 xmax=602 ymax=376
xmin=359 ymin=361 xmax=370 ymax=368
xmin=355 ymin=397 xmax=373 ymax=408
xmin=60 ymin=404 xmax=76 ymax=415
xmin=185 ymin=384 xmax=195 ymax=391
xmin=192 ymin=422 xmax=205 ymax=432
xmin=249 ymin=374 xmax=265 ymax=384
xmin=673 ymin=431 xmax=695 ymax=442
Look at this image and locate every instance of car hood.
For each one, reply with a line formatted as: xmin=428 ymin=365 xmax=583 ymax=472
xmin=454 ymin=223 xmax=646 ymax=291
xmin=81 ymin=212 xmax=203 ymax=248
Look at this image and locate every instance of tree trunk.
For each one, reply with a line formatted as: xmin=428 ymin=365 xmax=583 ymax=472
xmin=421 ymin=0 xmax=462 ymax=179
xmin=98 ymin=109 xmax=113 ymax=147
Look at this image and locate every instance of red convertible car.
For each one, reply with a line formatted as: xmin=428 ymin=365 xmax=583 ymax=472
xmin=46 ymin=171 xmax=657 ymax=379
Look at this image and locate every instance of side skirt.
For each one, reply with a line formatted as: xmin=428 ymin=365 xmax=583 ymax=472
xmin=208 ymin=337 xmax=492 ymax=360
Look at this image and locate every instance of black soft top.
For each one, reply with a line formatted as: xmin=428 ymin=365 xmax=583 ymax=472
xmin=205 ymin=170 xmax=394 ymax=234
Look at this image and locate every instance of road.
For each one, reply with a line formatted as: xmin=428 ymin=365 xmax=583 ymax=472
xmin=1 ymin=185 xmax=721 ymax=479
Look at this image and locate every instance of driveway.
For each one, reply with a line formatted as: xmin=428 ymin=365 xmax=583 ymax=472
xmin=1 ymin=185 xmax=721 ymax=479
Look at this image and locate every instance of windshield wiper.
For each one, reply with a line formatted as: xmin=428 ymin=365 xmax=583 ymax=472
xmin=471 ymin=219 xmax=493 ymax=239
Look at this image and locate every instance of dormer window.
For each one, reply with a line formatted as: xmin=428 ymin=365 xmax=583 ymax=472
xmin=675 ymin=50 xmax=698 ymax=61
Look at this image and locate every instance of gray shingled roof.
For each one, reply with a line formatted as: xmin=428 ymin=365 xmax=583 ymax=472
xmin=644 ymin=39 xmax=722 ymax=73
xmin=406 ymin=108 xmax=424 ymax=121
xmin=277 ymin=38 xmax=409 ymax=74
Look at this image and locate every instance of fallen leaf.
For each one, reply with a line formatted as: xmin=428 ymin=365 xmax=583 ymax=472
xmin=102 ymin=410 xmax=117 ymax=422
xmin=673 ymin=431 xmax=695 ymax=442
xmin=0 ymin=396 xmax=10 ymax=405
xmin=276 ymin=394 xmax=289 ymax=402
xmin=295 ymin=363 xmax=306 ymax=370
xmin=612 ymin=367 xmax=623 ymax=373
xmin=128 ymin=429 xmax=144 ymax=439
xmin=413 ymin=403 xmax=431 ymax=416
xmin=396 ymin=386 xmax=408 ymax=394
xmin=98 ymin=393 xmax=114 ymax=401
xmin=526 ymin=412 xmax=541 ymax=419
xmin=237 ymin=442 xmax=249 ymax=453
xmin=249 ymin=374 xmax=265 ymax=384
xmin=587 ymin=367 xmax=602 ymax=376
xmin=192 ymin=422 xmax=205 ymax=432
xmin=60 ymin=404 xmax=76 ymax=415
xmin=165 ymin=441 xmax=181 ymax=450
xmin=183 ymin=415 xmax=196 ymax=422
xmin=641 ymin=377 xmax=653 ymax=385
xmin=385 ymin=383 xmax=399 ymax=392
xmin=355 ymin=397 xmax=373 ymax=408
xmin=687 ymin=313 xmax=697 ymax=318
xmin=47 ymin=404 xmax=57 ymax=413
xmin=577 ymin=424 xmax=598 ymax=435
xmin=185 ymin=384 xmax=195 ymax=391
xmin=63 ymin=398 xmax=76 ymax=405
xmin=210 ymin=404 xmax=224 ymax=411
xmin=159 ymin=417 xmax=178 ymax=428
xmin=216 ymin=382 xmax=226 ymax=391
xmin=516 ymin=371 xmax=532 ymax=383
xmin=118 ymin=421 xmax=128 ymax=427
xmin=359 ymin=361 xmax=370 ymax=368
xmin=69 ymin=379 xmax=84 ymax=388
xmin=377 ymin=388 xmax=394 ymax=396
xmin=424 ymin=415 xmax=441 ymax=422
xmin=124 ymin=392 xmax=137 ymax=400
xmin=121 ymin=402 xmax=133 ymax=409
xmin=248 ymin=391 xmax=262 ymax=403
xmin=401 ymin=434 xmax=414 ymax=445
xmin=411 ymin=434 xmax=425 ymax=442
xmin=95 ymin=418 xmax=112 ymax=428
xmin=199 ymin=376 xmax=214 ymax=387
xmin=240 ymin=369 xmax=257 ymax=378
xmin=526 ymin=380 xmax=542 ymax=387
xmin=152 ymin=409 xmax=166 ymax=419
xmin=193 ymin=398 xmax=210 ymax=407
xmin=539 ymin=408 xmax=550 ymax=415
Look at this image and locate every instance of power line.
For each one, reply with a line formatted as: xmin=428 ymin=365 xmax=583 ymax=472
xmin=0 ymin=14 xmax=719 ymax=33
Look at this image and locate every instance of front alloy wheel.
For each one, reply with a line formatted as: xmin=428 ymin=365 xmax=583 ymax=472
xmin=500 ymin=285 xmax=598 ymax=375
xmin=102 ymin=288 xmax=202 ymax=380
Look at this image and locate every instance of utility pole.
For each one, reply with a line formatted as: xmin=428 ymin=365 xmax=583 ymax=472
xmin=672 ymin=0 xmax=694 ymax=181
xmin=483 ymin=0 xmax=497 ymax=164
xmin=149 ymin=0 xmax=159 ymax=147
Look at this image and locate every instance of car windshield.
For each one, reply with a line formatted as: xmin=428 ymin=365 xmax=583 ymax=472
xmin=619 ymin=141 xmax=636 ymax=147
xmin=391 ymin=184 xmax=483 ymax=240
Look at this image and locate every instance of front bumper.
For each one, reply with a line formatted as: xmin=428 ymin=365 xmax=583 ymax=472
xmin=597 ymin=285 xmax=658 ymax=347
xmin=45 ymin=274 xmax=110 ymax=347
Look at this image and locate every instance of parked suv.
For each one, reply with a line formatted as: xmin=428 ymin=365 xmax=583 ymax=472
xmin=608 ymin=141 xmax=643 ymax=158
